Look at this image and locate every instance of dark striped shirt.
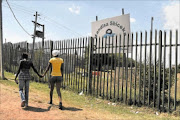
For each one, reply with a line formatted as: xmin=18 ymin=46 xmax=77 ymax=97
xmin=18 ymin=59 xmax=33 ymax=80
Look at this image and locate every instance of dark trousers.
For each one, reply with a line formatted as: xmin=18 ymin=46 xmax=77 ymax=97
xmin=49 ymin=76 xmax=63 ymax=102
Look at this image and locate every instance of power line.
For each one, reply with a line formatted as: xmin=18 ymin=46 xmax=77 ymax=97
xmin=7 ymin=2 xmax=35 ymax=13
xmin=5 ymin=0 xmax=32 ymax=36
xmin=3 ymin=5 xmax=33 ymax=15
xmin=5 ymin=2 xmax=84 ymax=37
xmin=3 ymin=4 xmax=71 ymax=38
xmin=40 ymin=14 xmax=84 ymax=37
xmin=39 ymin=16 xmax=84 ymax=37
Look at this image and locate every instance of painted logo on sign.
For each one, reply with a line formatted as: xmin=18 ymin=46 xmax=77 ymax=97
xmin=103 ymin=29 xmax=115 ymax=38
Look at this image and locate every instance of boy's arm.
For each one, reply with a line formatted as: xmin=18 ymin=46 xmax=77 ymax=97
xmin=43 ymin=62 xmax=52 ymax=76
xmin=61 ymin=63 xmax=64 ymax=77
xmin=31 ymin=62 xmax=42 ymax=77
xmin=15 ymin=61 xmax=22 ymax=84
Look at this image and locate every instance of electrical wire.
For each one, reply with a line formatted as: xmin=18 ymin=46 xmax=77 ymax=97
xmin=3 ymin=4 xmax=71 ymax=39
xmin=5 ymin=1 xmax=84 ymax=37
xmin=5 ymin=0 xmax=32 ymax=36
xmin=40 ymin=14 xmax=84 ymax=37
xmin=3 ymin=5 xmax=33 ymax=15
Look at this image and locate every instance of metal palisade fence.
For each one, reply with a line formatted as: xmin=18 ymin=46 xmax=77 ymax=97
xmin=3 ymin=30 xmax=180 ymax=112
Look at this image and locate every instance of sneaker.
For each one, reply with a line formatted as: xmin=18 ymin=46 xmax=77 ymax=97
xmin=21 ymin=100 xmax=25 ymax=107
xmin=48 ymin=101 xmax=52 ymax=104
xmin=25 ymin=103 xmax=28 ymax=108
xmin=25 ymin=104 xmax=28 ymax=108
xmin=59 ymin=102 xmax=62 ymax=110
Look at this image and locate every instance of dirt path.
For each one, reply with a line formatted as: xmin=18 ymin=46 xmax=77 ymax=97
xmin=0 ymin=83 xmax=121 ymax=120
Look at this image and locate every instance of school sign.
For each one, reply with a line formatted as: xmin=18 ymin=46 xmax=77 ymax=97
xmin=91 ymin=14 xmax=131 ymax=53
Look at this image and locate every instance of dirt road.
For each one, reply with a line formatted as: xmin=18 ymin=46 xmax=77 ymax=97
xmin=0 ymin=83 xmax=121 ymax=120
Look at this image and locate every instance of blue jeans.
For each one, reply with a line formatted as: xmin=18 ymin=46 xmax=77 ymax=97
xmin=19 ymin=79 xmax=30 ymax=106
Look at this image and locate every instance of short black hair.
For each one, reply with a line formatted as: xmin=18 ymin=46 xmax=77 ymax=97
xmin=22 ymin=53 xmax=28 ymax=59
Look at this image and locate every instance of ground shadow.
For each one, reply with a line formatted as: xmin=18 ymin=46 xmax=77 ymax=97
xmin=52 ymin=104 xmax=83 ymax=111
xmin=23 ymin=106 xmax=51 ymax=112
xmin=62 ymin=106 xmax=83 ymax=111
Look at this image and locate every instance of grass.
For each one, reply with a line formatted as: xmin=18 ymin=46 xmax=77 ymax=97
xmin=0 ymin=71 xmax=180 ymax=120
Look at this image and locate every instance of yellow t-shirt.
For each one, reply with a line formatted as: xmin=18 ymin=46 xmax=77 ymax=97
xmin=49 ymin=57 xmax=64 ymax=76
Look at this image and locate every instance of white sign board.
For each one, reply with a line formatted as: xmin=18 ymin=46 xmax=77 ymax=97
xmin=91 ymin=14 xmax=131 ymax=53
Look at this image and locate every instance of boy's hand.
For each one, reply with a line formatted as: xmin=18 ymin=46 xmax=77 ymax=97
xmin=39 ymin=74 xmax=43 ymax=78
xmin=15 ymin=79 xmax=18 ymax=84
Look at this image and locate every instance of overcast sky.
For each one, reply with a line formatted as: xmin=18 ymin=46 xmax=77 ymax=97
xmin=2 ymin=0 xmax=180 ymax=43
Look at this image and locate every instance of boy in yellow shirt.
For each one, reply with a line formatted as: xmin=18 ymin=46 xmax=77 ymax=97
xmin=43 ymin=50 xmax=64 ymax=110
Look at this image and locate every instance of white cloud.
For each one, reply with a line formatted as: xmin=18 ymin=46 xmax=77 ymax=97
xmin=163 ymin=2 xmax=180 ymax=30
xmin=130 ymin=18 xmax=136 ymax=23
xmin=68 ymin=5 xmax=80 ymax=15
xmin=162 ymin=2 xmax=180 ymax=66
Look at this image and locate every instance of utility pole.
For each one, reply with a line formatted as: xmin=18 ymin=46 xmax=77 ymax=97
xmin=32 ymin=20 xmax=44 ymax=80
xmin=32 ymin=11 xmax=39 ymax=60
xmin=0 ymin=0 xmax=4 ymax=79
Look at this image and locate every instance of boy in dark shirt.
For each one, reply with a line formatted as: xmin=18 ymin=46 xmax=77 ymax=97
xmin=15 ymin=53 xmax=42 ymax=107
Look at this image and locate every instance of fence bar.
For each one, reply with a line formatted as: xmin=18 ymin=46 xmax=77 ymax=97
xmin=129 ymin=33 xmax=133 ymax=105
xmin=82 ymin=38 xmax=85 ymax=93
xmin=65 ymin=40 xmax=68 ymax=88
xmin=64 ymin=40 xmax=67 ymax=88
xmin=138 ymin=32 xmax=143 ymax=105
xmin=114 ymin=35 xmax=117 ymax=100
xmin=63 ymin=41 xmax=65 ymax=87
xmin=162 ymin=31 xmax=166 ymax=111
xmin=70 ymin=39 xmax=73 ymax=87
xmin=80 ymin=38 xmax=82 ymax=92
xmin=143 ymin=31 xmax=147 ymax=105
xmin=68 ymin=40 xmax=70 ymax=86
xmin=77 ymin=38 xmax=80 ymax=92
xmin=9 ymin=44 xmax=13 ymax=72
xmin=174 ymin=30 xmax=178 ymax=110
xmin=153 ymin=30 xmax=157 ymax=107
xmin=106 ymin=37 xmax=111 ymax=100
xmin=61 ymin=41 xmax=64 ymax=88
xmin=93 ymin=37 xmax=97 ymax=95
xmin=68 ymin=40 xmax=70 ymax=87
xmin=134 ymin=32 xmax=138 ymax=105
xmin=117 ymin=35 xmax=121 ymax=101
xmin=148 ymin=30 xmax=153 ymax=106
xmin=68 ymin=40 xmax=72 ymax=88
xmin=121 ymin=34 xmax=125 ymax=101
xmin=97 ymin=37 xmax=101 ymax=97
xmin=168 ymin=30 xmax=172 ymax=112
xmin=75 ymin=39 xmax=78 ymax=90
xmin=100 ymin=37 xmax=103 ymax=96
xmin=157 ymin=30 xmax=162 ymax=110
xmin=85 ymin=37 xmax=89 ymax=93
xmin=71 ymin=39 xmax=73 ymax=86
xmin=125 ymin=34 xmax=129 ymax=103
xmin=88 ymin=37 xmax=93 ymax=94
xmin=103 ymin=37 xmax=107 ymax=98
xmin=110 ymin=36 xmax=113 ymax=99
